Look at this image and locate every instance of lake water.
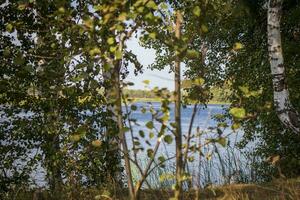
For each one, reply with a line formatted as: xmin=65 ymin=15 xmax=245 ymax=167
xmin=124 ymin=102 xmax=250 ymax=187
xmin=8 ymin=102 xmax=250 ymax=188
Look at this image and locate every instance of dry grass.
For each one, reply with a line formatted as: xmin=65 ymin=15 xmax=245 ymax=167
xmin=3 ymin=178 xmax=300 ymax=200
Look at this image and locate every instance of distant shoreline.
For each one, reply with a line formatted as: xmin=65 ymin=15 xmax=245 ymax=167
xmin=130 ymin=98 xmax=230 ymax=105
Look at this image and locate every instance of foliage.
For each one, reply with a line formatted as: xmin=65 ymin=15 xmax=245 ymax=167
xmin=1 ymin=0 xmax=300 ymax=199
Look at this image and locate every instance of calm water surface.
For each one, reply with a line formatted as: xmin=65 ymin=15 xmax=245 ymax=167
xmin=30 ymin=102 xmax=249 ymax=187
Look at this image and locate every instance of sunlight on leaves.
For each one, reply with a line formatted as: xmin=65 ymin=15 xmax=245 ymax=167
xmin=229 ymin=107 xmax=246 ymax=119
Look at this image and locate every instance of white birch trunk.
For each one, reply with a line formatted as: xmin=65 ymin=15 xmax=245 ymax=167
xmin=267 ymin=0 xmax=300 ymax=134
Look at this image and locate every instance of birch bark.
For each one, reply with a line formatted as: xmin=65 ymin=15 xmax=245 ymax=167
xmin=267 ymin=0 xmax=300 ymax=134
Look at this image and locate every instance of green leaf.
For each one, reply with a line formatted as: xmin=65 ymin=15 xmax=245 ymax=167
xmin=158 ymin=155 xmax=166 ymax=163
xmin=141 ymin=107 xmax=147 ymax=113
xmin=137 ymin=6 xmax=144 ymax=13
xmin=77 ymin=126 xmax=87 ymax=134
xmin=229 ymin=107 xmax=246 ymax=119
xmin=231 ymin=122 xmax=241 ymax=131
xmin=160 ymin=2 xmax=168 ymax=10
xmin=89 ymin=47 xmax=101 ymax=56
xmin=145 ymin=12 xmax=154 ymax=20
xmin=201 ymin=24 xmax=208 ymax=33
xmin=133 ymin=140 xmax=140 ymax=146
xmin=139 ymin=130 xmax=145 ymax=138
xmin=188 ymin=156 xmax=195 ymax=162
xmin=123 ymin=127 xmax=130 ymax=132
xmin=149 ymin=132 xmax=154 ymax=139
xmin=6 ymin=23 xmax=13 ymax=33
xmin=18 ymin=4 xmax=26 ymax=10
xmin=147 ymin=148 xmax=154 ymax=158
xmin=238 ymin=86 xmax=249 ymax=94
xmin=164 ymin=135 xmax=173 ymax=144
xmin=131 ymin=104 xmax=137 ymax=111
xmin=193 ymin=6 xmax=201 ymax=17
xmin=146 ymin=1 xmax=158 ymax=10
xmin=14 ymin=54 xmax=25 ymax=65
xmin=186 ymin=50 xmax=199 ymax=59
xmin=146 ymin=121 xmax=154 ymax=129
xmin=3 ymin=48 xmax=10 ymax=57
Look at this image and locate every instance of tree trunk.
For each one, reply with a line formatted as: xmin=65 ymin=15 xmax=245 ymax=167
xmin=113 ymin=61 xmax=135 ymax=199
xmin=174 ymin=10 xmax=183 ymax=200
xmin=45 ymin=129 xmax=62 ymax=199
xmin=267 ymin=0 xmax=300 ymax=134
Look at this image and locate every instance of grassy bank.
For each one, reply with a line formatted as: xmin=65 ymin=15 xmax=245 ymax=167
xmin=4 ymin=178 xmax=300 ymax=200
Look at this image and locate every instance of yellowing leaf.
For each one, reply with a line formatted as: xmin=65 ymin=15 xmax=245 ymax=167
xmin=193 ymin=6 xmax=201 ymax=17
xmin=137 ymin=6 xmax=144 ymax=13
xmin=161 ymin=113 xmax=170 ymax=123
xmin=159 ymin=173 xmax=175 ymax=182
xmin=117 ymin=12 xmax=127 ymax=21
xmin=229 ymin=107 xmax=246 ymax=119
xmin=149 ymin=132 xmax=154 ymax=139
xmin=231 ymin=122 xmax=241 ymax=131
xmin=70 ymin=134 xmax=81 ymax=142
xmin=58 ymin=7 xmax=65 ymax=13
xmin=78 ymin=95 xmax=92 ymax=104
xmin=217 ymin=137 xmax=227 ymax=147
xmin=84 ymin=18 xmax=93 ymax=29
xmin=92 ymin=140 xmax=102 ymax=147
xmin=89 ymin=47 xmax=101 ymax=56
xmin=115 ymin=50 xmax=122 ymax=60
xmin=206 ymin=152 xmax=212 ymax=160
xmin=182 ymin=80 xmax=192 ymax=88
xmin=18 ymin=4 xmax=26 ymax=10
xmin=107 ymin=37 xmax=115 ymax=45
xmin=143 ymin=80 xmax=150 ymax=85
xmin=149 ymin=32 xmax=157 ymax=39
xmin=109 ymin=46 xmax=117 ymax=52
xmin=193 ymin=78 xmax=205 ymax=86
xmin=233 ymin=42 xmax=244 ymax=50
xmin=238 ymin=86 xmax=249 ymax=94
xmin=103 ymin=13 xmax=112 ymax=24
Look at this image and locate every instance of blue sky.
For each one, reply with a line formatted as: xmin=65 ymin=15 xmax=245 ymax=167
xmin=126 ymin=36 xmax=175 ymax=90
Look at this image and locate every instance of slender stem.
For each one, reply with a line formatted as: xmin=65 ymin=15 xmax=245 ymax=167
xmin=183 ymin=104 xmax=198 ymax=189
xmin=174 ymin=10 xmax=183 ymax=200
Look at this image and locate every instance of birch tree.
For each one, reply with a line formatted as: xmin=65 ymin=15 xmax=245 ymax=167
xmin=267 ymin=0 xmax=300 ymax=134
